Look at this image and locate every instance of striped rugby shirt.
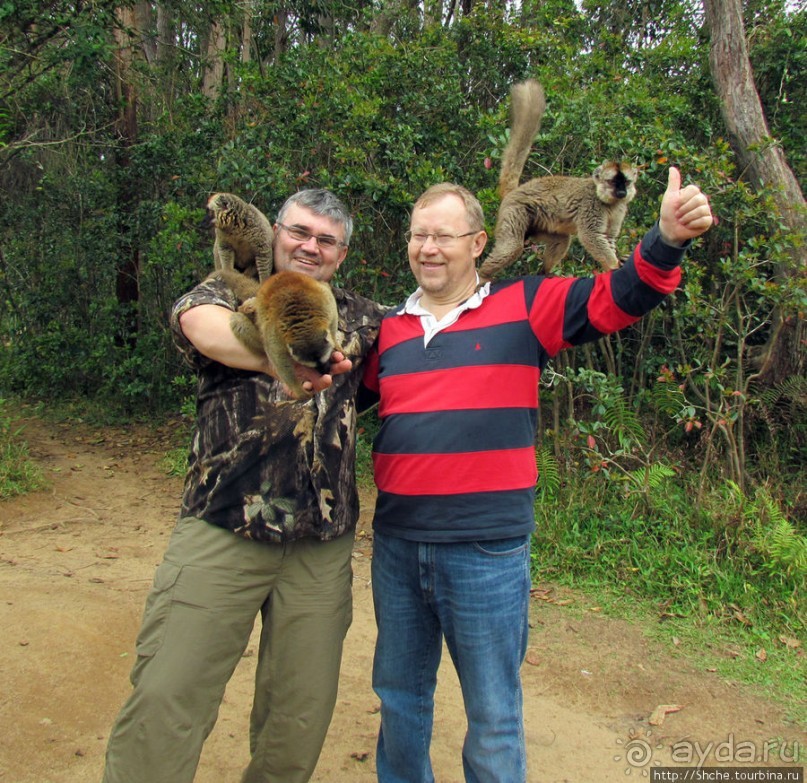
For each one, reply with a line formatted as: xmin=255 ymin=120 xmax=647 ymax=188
xmin=359 ymin=223 xmax=687 ymax=542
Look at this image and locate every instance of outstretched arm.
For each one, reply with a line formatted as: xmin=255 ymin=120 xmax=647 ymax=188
xmin=658 ymin=166 xmax=714 ymax=246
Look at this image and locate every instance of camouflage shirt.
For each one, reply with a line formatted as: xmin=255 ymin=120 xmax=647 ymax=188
xmin=170 ymin=276 xmax=385 ymax=543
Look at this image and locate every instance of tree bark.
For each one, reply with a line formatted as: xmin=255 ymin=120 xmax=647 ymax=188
xmin=155 ymin=3 xmax=174 ymax=67
xmin=273 ymin=9 xmax=289 ymax=62
xmin=135 ymin=0 xmax=156 ymax=65
xmin=704 ymin=0 xmax=806 ymax=382
xmin=112 ymin=6 xmax=142 ymax=344
xmin=201 ymin=20 xmax=227 ymax=100
xmin=241 ymin=0 xmax=253 ymax=63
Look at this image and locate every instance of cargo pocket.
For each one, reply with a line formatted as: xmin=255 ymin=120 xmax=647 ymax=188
xmin=133 ymin=560 xmax=182 ymax=659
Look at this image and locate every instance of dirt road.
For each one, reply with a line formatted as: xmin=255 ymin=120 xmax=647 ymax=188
xmin=0 ymin=416 xmax=802 ymax=782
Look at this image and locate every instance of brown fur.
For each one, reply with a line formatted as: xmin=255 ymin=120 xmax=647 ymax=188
xmin=479 ymin=80 xmax=637 ymax=278
xmin=203 ymin=192 xmax=274 ymax=282
xmin=228 ymin=271 xmax=342 ymax=398
xmin=498 ymin=80 xmax=546 ymax=199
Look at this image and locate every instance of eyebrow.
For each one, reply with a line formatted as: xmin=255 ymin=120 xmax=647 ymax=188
xmin=290 ymin=223 xmax=339 ymax=240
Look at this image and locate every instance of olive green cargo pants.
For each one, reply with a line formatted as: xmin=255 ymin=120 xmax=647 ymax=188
xmin=102 ymin=516 xmax=354 ymax=783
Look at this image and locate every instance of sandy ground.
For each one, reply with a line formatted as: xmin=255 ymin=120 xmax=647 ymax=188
xmin=0 ymin=416 xmax=803 ymax=782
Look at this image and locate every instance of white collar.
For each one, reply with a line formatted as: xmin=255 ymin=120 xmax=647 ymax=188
xmin=403 ymin=277 xmax=490 ymax=346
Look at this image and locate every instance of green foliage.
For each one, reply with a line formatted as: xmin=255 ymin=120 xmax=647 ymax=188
xmin=723 ymin=482 xmax=807 ymax=581
xmin=158 ymin=445 xmax=190 ymax=478
xmin=0 ymin=399 xmax=46 ymax=499
xmin=746 ymin=3 xmax=807 ymax=183
xmin=535 ymin=446 xmax=560 ymax=500
xmin=532 ymin=472 xmax=805 ymax=639
xmin=533 ymin=358 xmax=805 ymax=643
xmin=356 ymin=408 xmax=381 ymax=488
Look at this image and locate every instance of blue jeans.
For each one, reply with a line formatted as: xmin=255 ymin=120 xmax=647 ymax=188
xmin=371 ymin=531 xmax=531 ymax=783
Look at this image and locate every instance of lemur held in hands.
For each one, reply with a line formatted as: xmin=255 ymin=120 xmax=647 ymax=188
xmin=214 ymin=269 xmax=342 ymax=399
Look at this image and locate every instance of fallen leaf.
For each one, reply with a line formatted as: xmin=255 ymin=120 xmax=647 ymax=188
xmin=524 ymin=649 xmax=542 ymax=666
xmin=756 ymin=648 xmax=767 ymax=662
xmin=649 ymin=704 xmax=684 ymax=726
xmin=729 ymin=604 xmax=752 ymax=626
xmin=778 ymin=636 xmax=801 ymax=649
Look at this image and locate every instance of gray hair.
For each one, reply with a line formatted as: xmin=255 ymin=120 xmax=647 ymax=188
xmin=277 ymin=189 xmax=354 ymax=246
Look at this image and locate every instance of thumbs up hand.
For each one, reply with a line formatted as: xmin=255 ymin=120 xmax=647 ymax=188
xmin=659 ymin=167 xmax=714 ymax=246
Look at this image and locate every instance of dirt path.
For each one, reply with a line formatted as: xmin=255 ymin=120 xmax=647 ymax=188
xmin=0 ymin=417 xmax=802 ymax=782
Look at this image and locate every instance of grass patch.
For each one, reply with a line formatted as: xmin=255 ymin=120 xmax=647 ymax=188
xmin=534 ymin=574 xmax=806 ymax=730
xmin=531 ymin=471 xmax=806 ymax=727
xmin=158 ymin=446 xmax=190 ymax=477
xmin=0 ymin=399 xmax=47 ymax=499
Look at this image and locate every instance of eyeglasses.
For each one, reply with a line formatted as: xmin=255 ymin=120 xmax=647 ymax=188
xmin=276 ymin=222 xmax=346 ymax=250
xmin=405 ymin=230 xmax=478 ymax=248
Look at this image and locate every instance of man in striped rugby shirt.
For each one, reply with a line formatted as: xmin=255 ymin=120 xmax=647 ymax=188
xmin=359 ymin=169 xmax=713 ymax=783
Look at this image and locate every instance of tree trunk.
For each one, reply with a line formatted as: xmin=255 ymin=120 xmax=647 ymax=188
xmin=273 ymin=9 xmax=289 ymax=62
xmin=201 ymin=20 xmax=227 ymax=100
xmin=112 ymin=6 xmax=142 ymax=345
xmin=703 ymin=0 xmax=806 ymax=383
xmin=156 ymin=3 xmax=174 ymax=67
xmin=135 ymin=0 xmax=156 ymax=65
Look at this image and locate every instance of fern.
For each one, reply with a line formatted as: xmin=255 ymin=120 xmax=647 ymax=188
xmin=650 ymin=381 xmax=687 ymax=417
xmin=602 ymin=394 xmax=646 ymax=450
xmin=751 ymin=488 xmax=807 ymax=579
xmin=535 ymin=446 xmax=560 ymax=499
xmin=627 ymin=463 xmax=677 ymax=491
xmin=757 ymin=375 xmax=807 ymax=408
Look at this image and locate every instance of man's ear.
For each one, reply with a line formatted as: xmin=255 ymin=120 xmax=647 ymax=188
xmin=472 ymin=231 xmax=488 ymax=259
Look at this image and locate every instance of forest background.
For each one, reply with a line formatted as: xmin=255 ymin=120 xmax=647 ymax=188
xmin=0 ymin=0 xmax=805 ymax=717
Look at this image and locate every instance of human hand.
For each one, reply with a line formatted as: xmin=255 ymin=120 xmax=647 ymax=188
xmin=297 ymin=351 xmax=353 ymax=395
xmin=659 ymin=167 xmax=714 ymax=246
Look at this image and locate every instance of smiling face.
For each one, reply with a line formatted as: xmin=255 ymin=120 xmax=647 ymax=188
xmin=272 ymin=203 xmax=348 ymax=282
xmin=407 ymin=193 xmax=487 ymax=306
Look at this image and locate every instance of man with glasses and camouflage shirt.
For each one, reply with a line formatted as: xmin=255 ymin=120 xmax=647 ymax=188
xmin=103 ymin=189 xmax=386 ymax=783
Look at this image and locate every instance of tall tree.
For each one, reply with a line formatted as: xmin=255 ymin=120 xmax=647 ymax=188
xmin=704 ymin=0 xmax=806 ymax=382
xmin=112 ymin=5 xmax=144 ymax=342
